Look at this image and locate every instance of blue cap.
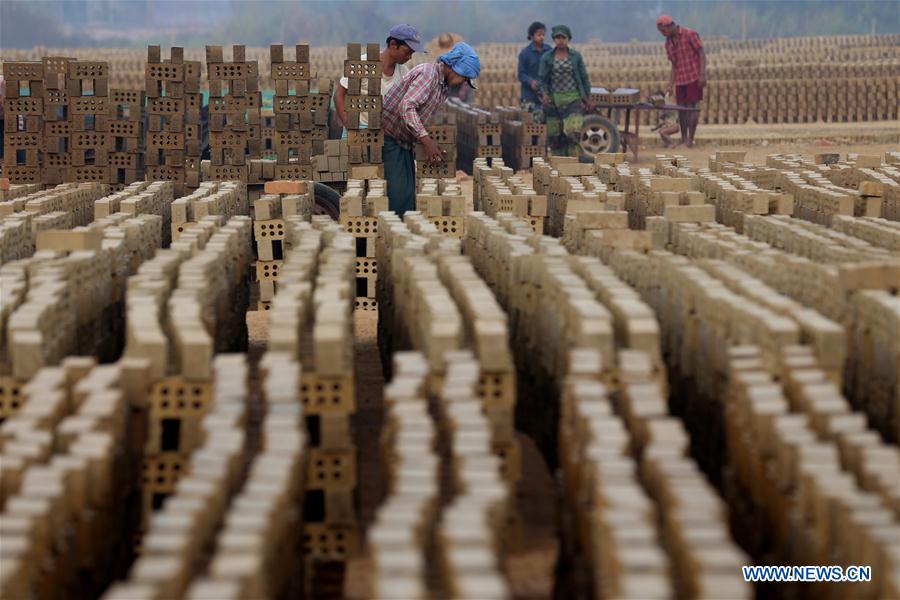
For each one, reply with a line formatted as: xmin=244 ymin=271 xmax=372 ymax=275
xmin=388 ymin=24 xmax=427 ymax=53
xmin=439 ymin=42 xmax=481 ymax=89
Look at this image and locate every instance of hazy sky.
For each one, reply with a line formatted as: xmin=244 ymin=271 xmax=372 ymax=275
xmin=1 ymin=0 xmax=897 ymax=47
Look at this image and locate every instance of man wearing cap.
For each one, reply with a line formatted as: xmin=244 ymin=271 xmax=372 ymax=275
xmin=334 ymin=24 xmax=425 ymax=135
xmin=381 ymin=42 xmax=480 ymax=216
xmin=657 ymin=15 xmax=705 ymax=147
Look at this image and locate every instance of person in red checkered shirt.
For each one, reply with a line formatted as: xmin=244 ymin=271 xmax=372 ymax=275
xmin=381 ymin=42 xmax=480 ymax=216
xmin=657 ymin=15 xmax=706 ymax=148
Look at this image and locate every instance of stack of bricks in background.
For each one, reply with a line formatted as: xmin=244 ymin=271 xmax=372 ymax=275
xmin=206 ymin=44 xmax=260 ymax=184
xmin=348 ymin=130 xmax=383 ymax=179
xmin=340 ymin=178 xmax=388 ymax=310
xmin=260 ymin=109 xmax=277 ymax=160
xmin=68 ymin=60 xmax=110 ymax=185
xmin=415 ymin=123 xmax=457 ymax=180
xmin=1 ymin=34 xmax=897 ymax=133
xmin=469 ymin=35 xmax=900 ymax=126
xmin=145 ymin=45 xmax=202 ymax=196
xmin=444 ymin=98 xmax=501 ymax=172
xmin=425 ymin=110 xmax=458 ymax=166
xmin=107 ymin=89 xmax=145 ymax=189
xmin=270 ymin=43 xmax=314 ymax=182
xmin=343 ymin=43 xmax=383 ymax=181
xmin=315 ymin=139 xmax=348 ymax=183
xmin=3 ymin=61 xmax=45 ymax=185
xmin=42 ymin=58 xmax=73 ymax=185
xmin=251 ymin=179 xmax=315 ymax=310
xmin=497 ymin=106 xmax=547 ymax=171
xmin=416 ymin=176 xmax=467 ymax=236
xmin=472 ymin=157 xmax=547 ymax=234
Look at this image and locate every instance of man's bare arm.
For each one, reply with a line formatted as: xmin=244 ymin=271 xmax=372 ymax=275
xmin=334 ymin=84 xmax=349 ymax=127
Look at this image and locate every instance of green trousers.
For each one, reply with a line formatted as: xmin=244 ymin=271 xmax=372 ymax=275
xmin=546 ymin=90 xmax=584 ymax=157
xmin=383 ymin=136 xmax=416 ymax=217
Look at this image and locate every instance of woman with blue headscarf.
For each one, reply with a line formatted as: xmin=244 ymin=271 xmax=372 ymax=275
xmin=381 ymin=42 xmax=480 ymax=216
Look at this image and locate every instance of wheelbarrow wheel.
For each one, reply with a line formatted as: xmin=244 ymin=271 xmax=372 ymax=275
xmin=313 ymin=182 xmax=341 ymax=220
xmin=579 ymin=114 xmax=620 ymax=158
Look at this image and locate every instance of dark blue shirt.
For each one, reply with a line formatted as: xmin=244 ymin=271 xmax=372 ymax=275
xmin=518 ymin=42 xmax=551 ymax=103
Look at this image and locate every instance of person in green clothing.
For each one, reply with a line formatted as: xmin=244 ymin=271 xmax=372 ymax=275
xmin=538 ymin=25 xmax=593 ymax=157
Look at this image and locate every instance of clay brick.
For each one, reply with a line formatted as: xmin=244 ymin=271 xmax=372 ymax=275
xmin=859 ymin=181 xmax=884 ymax=197
xmin=264 ymin=180 xmax=308 ymax=195
xmin=575 ymin=211 xmax=629 ymax=229
xmin=663 ymin=204 xmax=716 ymax=223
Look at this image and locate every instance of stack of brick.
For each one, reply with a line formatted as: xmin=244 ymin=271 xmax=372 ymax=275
xmin=107 ymin=90 xmax=145 ymax=189
xmin=338 ymin=187 xmax=380 ymax=307
xmin=41 ymin=58 xmax=73 ymax=185
xmin=145 ymin=45 xmax=202 ymax=196
xmin=375 ymin=212 xmax=520 ymax=483
xmin=265 ymin=217 xmax=359 ymax=588
xmin=342 ymin=43 xmax=383 ymax=180
xmin=260 ymin=108 xmax=277 ymax=160
xmin=415 ymin=176 xmax=466 ymax=236
xmin=251 ymin=179 xmax=315 ymax=310
xmin=270 ymin=43 xmax=315 ymax=181
xmin=68 ymin=60 xmax=110 ymax=185
xmin=0 ymin=182 xmax=109 ymax=262
xmin=0 ymin=357 xmax=152 ymax=599
xmin=695 ymin=169 xmax=794 ymax=233
xmin=444 ymin=98 xmax=501 ymax=171
xmin=497 ymin=106 xmax=547 ymax=171
xmin=314 ymin=139 xmax=348 ymax=183
xmin=348 ymin=129 xmax=385 ymax=180
xmin=124 ymin=215 xmax=252 ymax=537
xmin=2 ymin=62 xmax=45 ymax=185
xmin=415 ymin=124 xmax=457 ymax=180
xmin=206 ymin=44 xmax=261 ymax=183
xmin=340 ymin=178 xmax=387 ymax=309
xmin=177 ymin=354 xmax=304 ymax=599
xmin=474 ymin=158 xmax=546 ymax=235
xmin=169 ymin=180 xmax=248 ymax=242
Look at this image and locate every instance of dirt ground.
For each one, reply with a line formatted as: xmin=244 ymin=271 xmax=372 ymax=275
xmin=243 ymin=129 xmax=894 ymax=598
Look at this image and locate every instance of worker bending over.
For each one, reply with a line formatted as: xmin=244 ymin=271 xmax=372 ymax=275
xmin=381 ymin=42 xmax=480 ymax=216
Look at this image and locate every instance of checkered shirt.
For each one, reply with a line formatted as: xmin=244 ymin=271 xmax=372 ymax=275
xmin=550 ymin=58 xmax=579 ymax=94
xmin=381 ymin=62 xmax=449 ymax=144
xmin=665 ymin=26 xmax=704 ymax=85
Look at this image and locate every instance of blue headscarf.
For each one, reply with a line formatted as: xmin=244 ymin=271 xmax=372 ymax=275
xmin=438 ymin=42 xmax=481 ymax=81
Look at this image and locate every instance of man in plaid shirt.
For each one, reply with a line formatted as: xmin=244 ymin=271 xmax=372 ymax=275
xmin=381 ymin=42 xmax=480 ymax=216
xmin=658 ymin=15 xmax=706 ymax=147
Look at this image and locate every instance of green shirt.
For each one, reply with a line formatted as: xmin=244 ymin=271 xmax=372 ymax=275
xmin=538 ymin=48 xmax=591 ymax=100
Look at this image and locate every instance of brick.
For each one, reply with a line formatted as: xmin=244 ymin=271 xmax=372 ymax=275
xmin=663 ymin=204 xmax=716 ymax=222
xmin=854 ymin=155 xmax=881 ymax=168
xmin=650 ymin=177 xmax=694 ymax=192
xmin=264 ymin=180 xmax=308 ymax=195
xmin=35 ymin=229 xmax=104 ymax=251
xmin=859 ymin=180 xmax=884 ymax=197
xmin=575 ymin=211 xmax=629 ymax=229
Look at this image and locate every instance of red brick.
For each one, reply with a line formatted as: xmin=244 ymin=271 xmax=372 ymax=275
xmin=264 ymin=180 xmax=308 ymax=195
